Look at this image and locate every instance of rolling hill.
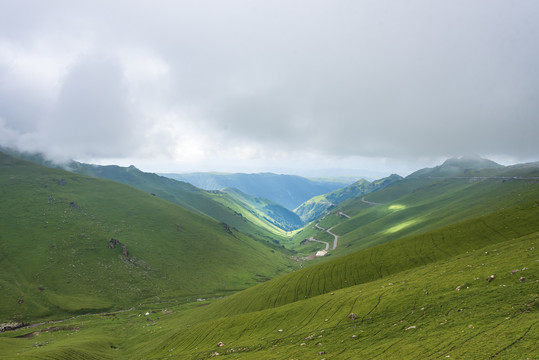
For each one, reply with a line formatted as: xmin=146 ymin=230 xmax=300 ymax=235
xmin=289 ymin=157 xmax=539 ymax=258
xmin=0 ymin=154 xmax=537 ymax=359
xmin=0 ymin=148 xmax=296 ymax=240
xmin=215 ymin=188 xmax=303 ymax=231
xmin=67 ymin=162 xmax=298 ymax=237
xmin=294 ymin=174 xmax=402 ymax=222
xmin=1 ymin=197 xmax=536 ymax=359
xmin=0 ymin=152 xmax=295 ymax=322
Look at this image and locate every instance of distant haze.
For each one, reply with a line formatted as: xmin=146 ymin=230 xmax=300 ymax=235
xmin=1 ymin=1 xmax=538 ymax=176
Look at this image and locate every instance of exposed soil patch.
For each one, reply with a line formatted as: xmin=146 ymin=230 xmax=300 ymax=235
xmin=15 ymin=326 xmax=80 ymax=338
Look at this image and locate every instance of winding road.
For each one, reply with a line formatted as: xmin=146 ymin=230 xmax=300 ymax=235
xmin=314 ymin=223 xmax=339 ymax=250
xmin=308 ymin=237 xmax=329 ymax=251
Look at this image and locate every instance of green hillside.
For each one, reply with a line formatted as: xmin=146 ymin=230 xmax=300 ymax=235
xmin=67 ymin=162 xmax=292 ymax=243
xmin=216 ymin=188 xmax=303 ymax=231
xmin=0 ymin=153 xmax=294 ymax=322
xmin=189 ymin=201 xmax=539 ymax=316
xmin=294 ymin=174 xmax=402 ymax=222
xmin=0 ymin=154 xmax=537 ymax=359
xmin=1 ymin=201 xmax=536 ymax=359
xmin=289 ymin=158 xmax=539 ymax=259
xmin=0 ymin=148 xmax=293 ymax=243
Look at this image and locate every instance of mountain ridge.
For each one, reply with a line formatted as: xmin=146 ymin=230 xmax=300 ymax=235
xmin=160 ymin=172 xmax=349 ymax=210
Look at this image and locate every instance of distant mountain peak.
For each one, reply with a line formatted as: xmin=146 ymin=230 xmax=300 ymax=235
xmin=439 ymin=156 xmax=503 ymax=171
xmin=408 ymin=156 xmax=504 ymax=178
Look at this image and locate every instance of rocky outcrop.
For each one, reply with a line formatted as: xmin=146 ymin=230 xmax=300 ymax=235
xmin=109 ymin=238 xmax=128 ymax=257
xmin=108 ymin=238 xmax=151 ymax=269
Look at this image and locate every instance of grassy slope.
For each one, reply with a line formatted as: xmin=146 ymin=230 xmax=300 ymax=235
xmin=216 ymin=188 xmax=303 ymax=231
xmin=1 ymin=203 xmax=536 ymax=359
xmin=0 ymin=153 xmax=294 ymax=322
xmin=294 ymin=175 xmax=402 ymax=223
xmin=187 ymin=201 xmax=539 ymax=316
xmin=289 ymin=163 xmax=539 ymax=258
xmin=67 ymin=162 xmax=290 ymax=244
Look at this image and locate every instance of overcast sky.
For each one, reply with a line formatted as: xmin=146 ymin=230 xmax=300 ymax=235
xmin=1 ymin=1 xmax=538 ymax=177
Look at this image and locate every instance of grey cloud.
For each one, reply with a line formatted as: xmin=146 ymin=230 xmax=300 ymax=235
xmin=41 ymin=57 xmax=137 ymax=159
xmin=0 ymin=0 xmax=538 ymax=169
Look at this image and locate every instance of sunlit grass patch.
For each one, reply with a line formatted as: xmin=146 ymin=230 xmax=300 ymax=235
xmin=388 ymin=204 xmax=406 ymax=211
xmin=385 ymin=219 xmax=419 ymax=233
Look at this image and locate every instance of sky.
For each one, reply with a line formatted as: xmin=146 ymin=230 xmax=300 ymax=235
xmin=0 ymin=1 xmax=538 ymax=177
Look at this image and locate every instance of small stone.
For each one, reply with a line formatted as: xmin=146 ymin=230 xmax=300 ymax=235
xmin=519 ymin=277 xmax=526 ymax=282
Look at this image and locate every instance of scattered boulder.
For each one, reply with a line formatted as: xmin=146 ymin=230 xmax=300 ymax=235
xmin=510 ymin=269 xmax=520 ymax=275
xmin=486 ymin=274 xmax=495 ymax=283
xmin=217 ymin=341 xmax=225 ymax=347
xmin=519 ymin=277 xmax=526 ymax=282
xmin=318 ymin=351 xmax=326 ymax=355
xmin=405 ymin=326 xmax=416 ymax=330
xmin=348 ymin=313 xmax=358 ymax=320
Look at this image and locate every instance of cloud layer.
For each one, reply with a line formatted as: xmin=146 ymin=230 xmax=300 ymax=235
xmin=1 ymin=1 xmax=538 ymax=173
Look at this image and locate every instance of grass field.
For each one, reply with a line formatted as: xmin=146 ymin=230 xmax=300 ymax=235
xmin=0 ymin=153 xmax=295 ymax=322
xmin=1 ymin=207 xmax=536 ymax=359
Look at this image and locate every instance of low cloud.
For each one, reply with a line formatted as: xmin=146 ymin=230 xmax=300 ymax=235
xmin=0 ymin=1 xmax=537 ymax=172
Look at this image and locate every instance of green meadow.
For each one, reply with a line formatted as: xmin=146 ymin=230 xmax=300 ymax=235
xmin=0 ymin=152 xmax=537 ymax=359
xmin=0 ymin=153 xmax=294 ymax=323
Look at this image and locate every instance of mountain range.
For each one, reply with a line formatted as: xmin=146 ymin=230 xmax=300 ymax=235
xmin=161 ymin=172 xmax=351 ymax=210
xmin=0 ymin=151 xmax=537 ymax=359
